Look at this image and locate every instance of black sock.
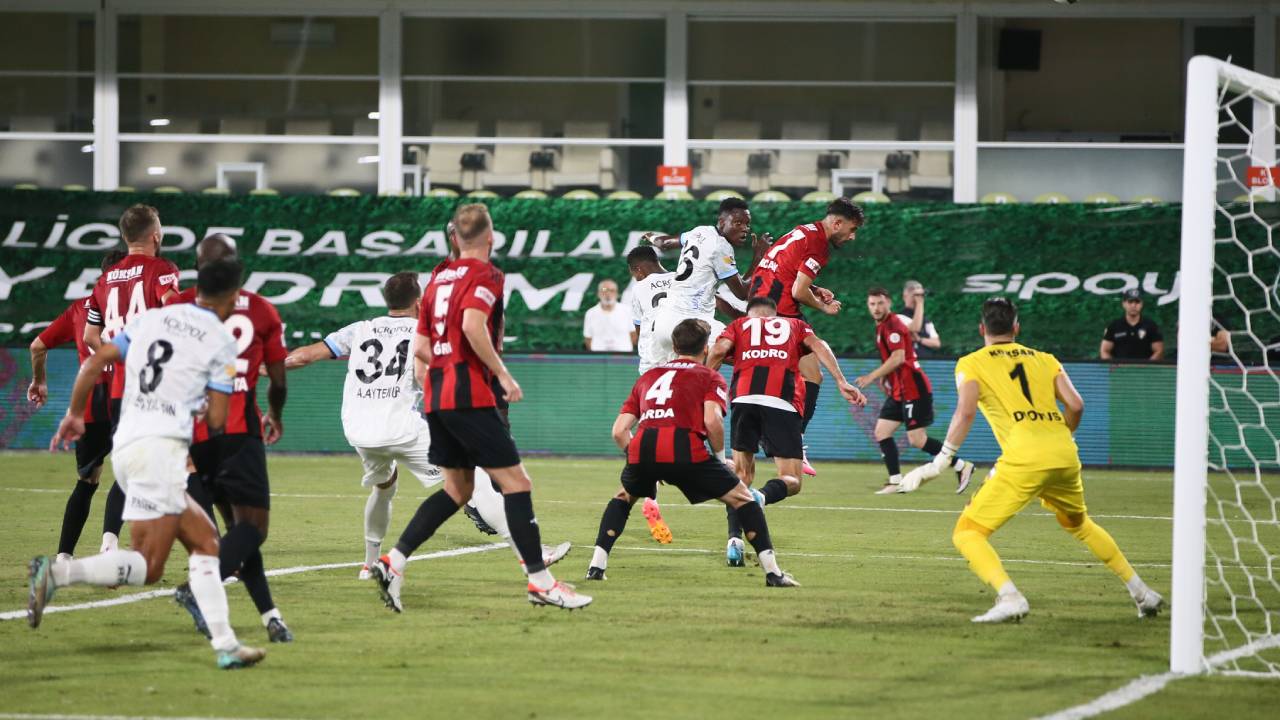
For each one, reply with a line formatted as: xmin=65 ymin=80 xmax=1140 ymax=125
xmin=922 ymin=437 xmax=943 ymax=456
xmin=879 ymin=438 xmax=901 ymax=476
xmin=219 ymin=523 xmax=263 ymax=580
xmin=103 ymin=481 xmax=125 ymax=537
xmin=394 ymin=489 xmax=460 ymax=557
xmin=762 ymin=478 xmax=789 ymax=505
xmin=185 ymin=473 xmax=216 ymax=520
xmin=57 ymin=480 xmax=98 ymax=556
xmin=802 ymin=381 xmax=821 ymax=433
xmin=502 ymin=491 xmax=547 ymax=574
xmin=734 ymin=502 xmax=774 ymax=555
xmin=593 ymin=498 xmax=633 ymax=554
xmin=726 ymin=504 xmax=742 ymax=539
xmin=238 ymin=548 xmax=276 ymax=615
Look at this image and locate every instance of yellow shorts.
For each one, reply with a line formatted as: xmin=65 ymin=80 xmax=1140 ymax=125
xmin=960 ymin=461 xmax=1087 ymax=533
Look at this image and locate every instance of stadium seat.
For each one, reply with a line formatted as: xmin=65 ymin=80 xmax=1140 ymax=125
xmin=705 ymin=189 xmax=745 ymax=201
xmin=801 ymin=190 xmax=837 ymax=203
xmin=853 ymin=191 xmax=891 ymax=203
xmin=752 ymin=190 xmax=791 ymax=203
xmin=561 ymin=189 xmax=598 ymax=200
xmin=768 ymin=121 xmax=830 ymax=193
xmin=121 ymin=118 xmax=201 ymax=192
xmin=909 ymin=119 xmax=953 ymax=191
xmin=481 ymin=120 xmax=544 ymax=191
xmin=981 ymin=192 xmax=1018 ymax=204
xmin=693 ymin=120 xmax=761 ymax=192
xmin=1034 ymin=192 xmax=1071 ymax=204
xmin=115 ymin=186 xmax=135 ymax=193
xmin=654 ymin=189 xmax=694 ymax=201
xmin=549 ymin=122 xmax=618 ymax=192
xmin=61 ymin=184 xmax=88 ymax=191
xmin=249 ymin=188 xmax=279 ymax=196
xmin=1084 ymin=192 xmax=1120 ymax=204
xmin=515 ymin=189 xmax=549 ymax=199
xmin=605 ymin=190 xmax=643 ymax=200
xmin=845 ymin=121 xmax=900 ymax=190
xmin=466 ymin=189 xmax=500 ymax=199
xmin=425 ymin=187 xmax=460 ymax=198
xmin=12 ymin=183 xmax=39 ymax=190
xmin=5 ymin=116 xmax=56 ymax=187
xmin=408 ymin=120 xmax=482 ymax=191
xmin=153 ymin=186 xmax=184 ymax=193
xmin=202 ymin=187 xmax=230 ymax=195
xmin=269 ymin=119 xmax=338 ymax=193
xmin=328 ymin=188 xmax=361 ymax=197
xmin=1130 ymin=194 xmax=1164 ymax=204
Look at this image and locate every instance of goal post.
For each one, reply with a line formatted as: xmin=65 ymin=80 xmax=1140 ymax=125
xmin=1172 ymin=55 xmax=1280 ymax=676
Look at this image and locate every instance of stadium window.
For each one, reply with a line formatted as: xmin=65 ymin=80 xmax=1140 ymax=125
xmin=400 ymin=17 xmax=665 ymax=195
xmin=0 ymin=11 xmax=95 ymax=189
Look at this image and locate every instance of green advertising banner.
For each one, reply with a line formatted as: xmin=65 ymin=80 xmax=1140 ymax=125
xmin=0 ymin=190 xmax=1190 ymax=359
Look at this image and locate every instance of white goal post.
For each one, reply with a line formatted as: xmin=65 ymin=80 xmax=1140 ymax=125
xmin=1172 ymin=56 xmax=1280 ymax=676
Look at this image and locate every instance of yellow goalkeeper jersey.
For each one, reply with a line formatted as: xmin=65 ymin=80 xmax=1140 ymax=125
xmin=953 ymin=342 xmax=1079 ymax=471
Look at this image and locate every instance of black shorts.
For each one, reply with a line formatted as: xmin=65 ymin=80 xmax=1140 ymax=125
xmin=427 ymin=408 xmax=521 ymax=470
xmin=74 ymin=421 xmax=114 ymax=479
xmin=620 ymin=459 xmax=740 ymax=505
xmin=730 ymin=402 xmax=804 ymax=459
xmin=190 ymin=434 xmax=271 ymax=510
xmin=878 ymin=394 xmax=934 ymax=430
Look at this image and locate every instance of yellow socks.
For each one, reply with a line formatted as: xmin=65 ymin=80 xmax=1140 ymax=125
xmin=1067 ymin=517 xmax=1136 ymax=583
xmin=952 ymin=517 xmax=1012 ymax=591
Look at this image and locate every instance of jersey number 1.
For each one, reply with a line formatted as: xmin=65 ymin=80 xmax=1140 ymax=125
xmin=1009 ymin=362 xmax=1033 ymax=404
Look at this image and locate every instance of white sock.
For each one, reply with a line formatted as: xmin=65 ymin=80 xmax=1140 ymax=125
xmin=189 ymin=553 xmax=238 ymax=653
xmin=59 ymin=550 xmax=146 ymax=587
xmin=951 ymin=457 xmax=966 ymax=470
xmin=260 ymin=607 xmax=282 ymax=627
xmin=758 ymin=549 xmax=781 ymax=576
xmin=99 ymin=532 xmax=119 ymax=553
xmin=388 ymin=548 xmax=407 ymax=574
xmin=590 ymin=546 xmax=609 ymax=570
xmin=1126 ymin=574 xmax=1150 ymax=600
xmin=528 ymin=569 xmax=555 ymax=590
xmin=997 ymin=581 xmax=1019 ymax=597
xmin=364 ymin=484 xmax=397 ymax=565
xmin=889 ymin=474 xmax=903 ymax=485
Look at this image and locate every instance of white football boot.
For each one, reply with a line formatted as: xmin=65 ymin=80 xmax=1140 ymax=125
xmin=971 ymin=592 xmax=1030 ymax=624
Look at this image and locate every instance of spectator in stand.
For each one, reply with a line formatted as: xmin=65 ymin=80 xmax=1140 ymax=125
xmin=1100 ymin=289 xmax=1164 ymax=361
xmin=898 ymin=280 xmax=940 ymax=358
xmin=583 ymin=279 xmax=635 ymax=352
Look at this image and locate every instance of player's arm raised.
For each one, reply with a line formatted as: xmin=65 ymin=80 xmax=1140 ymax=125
xmin=705 ymin=337 xmax=734 ymax=371
xmin=640 ymin=232 xmax=680 ymax=252
xmin=792 ymin=273 xmax=840 ymax=316
xmin=51 ymin=342 xmax=121 ymax=450
xmin=462 ymin=307 xmax=521 ymax=402
xmin=1054 ymin=370 xmax=1085 ymax=432
xmin=611 ymin=412 xmax=637 ymax=451
xmin=803 ymin=335 xmax=866 ymax=406
xmin=284 ymin=341 xmax=336 ymax=369
xmin=855 ymin=348 xmax=904 ymax=389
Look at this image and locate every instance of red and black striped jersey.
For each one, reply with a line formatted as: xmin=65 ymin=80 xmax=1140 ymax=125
xmin=620 ymin=361 xmax=727 ymax=464
xmin=876 ymin=313 xmax=932 ymax=401
xmin=718 ymin=315 xmax=813 ymax=414
xmin=749 ymin=222 xmax=829 ymax=317
xmin=38 ymin=299 xmax=112 ymax=423
xmin=419 ymin=258 xmax=506 ymax=411
xmin=169 ymin=288 xmax=288 ymax=440
xmin=86 ymin=254 xmax=180 ymax=399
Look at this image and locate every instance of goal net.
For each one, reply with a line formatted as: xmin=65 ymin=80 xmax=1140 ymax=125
xmin=1173 ymin=56 xmax=1280 ymax=676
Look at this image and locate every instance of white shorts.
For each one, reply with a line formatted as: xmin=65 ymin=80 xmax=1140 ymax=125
xmin=648 ymin=310 xmax=725 ymax=369
xmin=356 ymin=432 xmax=442 ymax=489
xmin=112 ymin=437 xmax=190 ymax=521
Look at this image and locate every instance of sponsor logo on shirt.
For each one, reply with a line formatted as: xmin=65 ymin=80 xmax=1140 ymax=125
xmin=474 ymin=286 xmax=497 ymax=307
xmin=804 ymin=258 xmax=821 ymax=273
xmin=157 ymin=273 xmax=178 ymax=287
xmin=162 ymin=316 xmax=209 ymax=341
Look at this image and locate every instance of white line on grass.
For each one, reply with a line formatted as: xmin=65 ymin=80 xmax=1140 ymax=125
xmin=0 ymin=715 xmax=303 ymax=720
xmin=0 ymin=543 xmax=507 ymax=622
xmin=613 ymin=545 xmax=1181 ymax=570
xmin=1034 ymin=634 xmax=1280 ymax=720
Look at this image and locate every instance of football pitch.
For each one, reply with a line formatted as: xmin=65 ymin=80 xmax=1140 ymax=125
xmin=1 ymin=452 xmax=1277 ymax=719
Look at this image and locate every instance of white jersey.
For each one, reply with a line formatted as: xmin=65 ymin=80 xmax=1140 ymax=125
xmin=325 ymin=315 xmax=426 ymax=448
xmin=629 ymin=271 xmax=674 ymax=371
xmin=665 ymin=225 xmax=739 ymax=318
xmin=111 ymin=304 xmax=238 ymax=451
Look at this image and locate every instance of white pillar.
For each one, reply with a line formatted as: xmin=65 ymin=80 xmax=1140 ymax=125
xmin=953 ymin=11 xmax=978 ymax=203
xmin=1253 ymin=14 xmax=1276 ymax=200
xmin=663 ymin=9 xmax=688 ymax=169
xmin=377 ymin=10 xmax=404 ymax=195
xmin=93 ymin=4 xmax=119 ymax=191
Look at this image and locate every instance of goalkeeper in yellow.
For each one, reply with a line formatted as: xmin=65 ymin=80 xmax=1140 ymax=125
xmin=900 ymin=297 xmax=1165 ymax=623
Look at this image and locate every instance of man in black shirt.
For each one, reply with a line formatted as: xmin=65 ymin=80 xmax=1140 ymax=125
xmin=1100 ymin=289 xmax=1164 ymax=361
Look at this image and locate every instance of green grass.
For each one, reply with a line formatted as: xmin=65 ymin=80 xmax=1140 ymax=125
xmin=0 ymin=451 xmax=1277 ymax=719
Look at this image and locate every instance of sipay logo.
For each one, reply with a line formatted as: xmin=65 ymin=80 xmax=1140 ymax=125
xmin=963 ymin=271 xmax=1179 ymax=305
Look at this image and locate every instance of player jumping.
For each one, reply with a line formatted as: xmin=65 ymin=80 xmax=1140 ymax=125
xmin=898 ymin=297 xmax=1165 ymax=623
xmin=585 ymin=318 xmax=799 ymax=587
xmin=707 ymin=296 xmax=866 ymax=565
xmin=33 ymin=259 xmax=266 ymax=668
xmin=368 ymin=204 xmax=590 ymax=612
xmin=858 ymin=286 xmax=975 ymax=494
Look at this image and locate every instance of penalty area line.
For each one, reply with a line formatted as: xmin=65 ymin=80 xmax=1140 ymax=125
xmin=0 ymin=543 xmax=508 ymax=622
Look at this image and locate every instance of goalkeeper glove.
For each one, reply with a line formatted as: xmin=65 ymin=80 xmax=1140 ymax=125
xmin=899 ymin=463 xmax=939 ymax=493
xmin=929 ymin=441 xmax=959 ymax=473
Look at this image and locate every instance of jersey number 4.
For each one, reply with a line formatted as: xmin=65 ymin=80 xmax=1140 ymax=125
xmin=356 ymin=338 xmax=410 ymax=384
xmin=103 ymin=284 xmax=147 ymax=341
xmin=644 ymin=370 xmax=676 ymax=405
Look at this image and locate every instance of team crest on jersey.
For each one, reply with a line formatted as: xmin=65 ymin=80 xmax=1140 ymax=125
xmin=1138 ymin=329 xmax=1146 ymax=339
xmin=889 ymin=332 xmax=901 ymax=343
xmin=235 ymin=294 xmax=250 ymax=310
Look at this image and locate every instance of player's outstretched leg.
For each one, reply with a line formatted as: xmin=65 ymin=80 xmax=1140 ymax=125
xmin=951 ymin=516 xmax=1028 ymax=623
xmin=362 ymin=479 xmax=397 ymax=579
xmin=642 ymin=497 xmax=673 ymax=544
xmin=1051 ymin=508 xmax=1164 ymax=617
xmin=587 ymin=491 xmax=638 ymax=580
xmin=917 ymin=435 xmax=976 ymax=494
xmin=28 ymin=549 xmax=147 ymax=627
xmin=721 ymin=483 xmax=797 ymax=587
